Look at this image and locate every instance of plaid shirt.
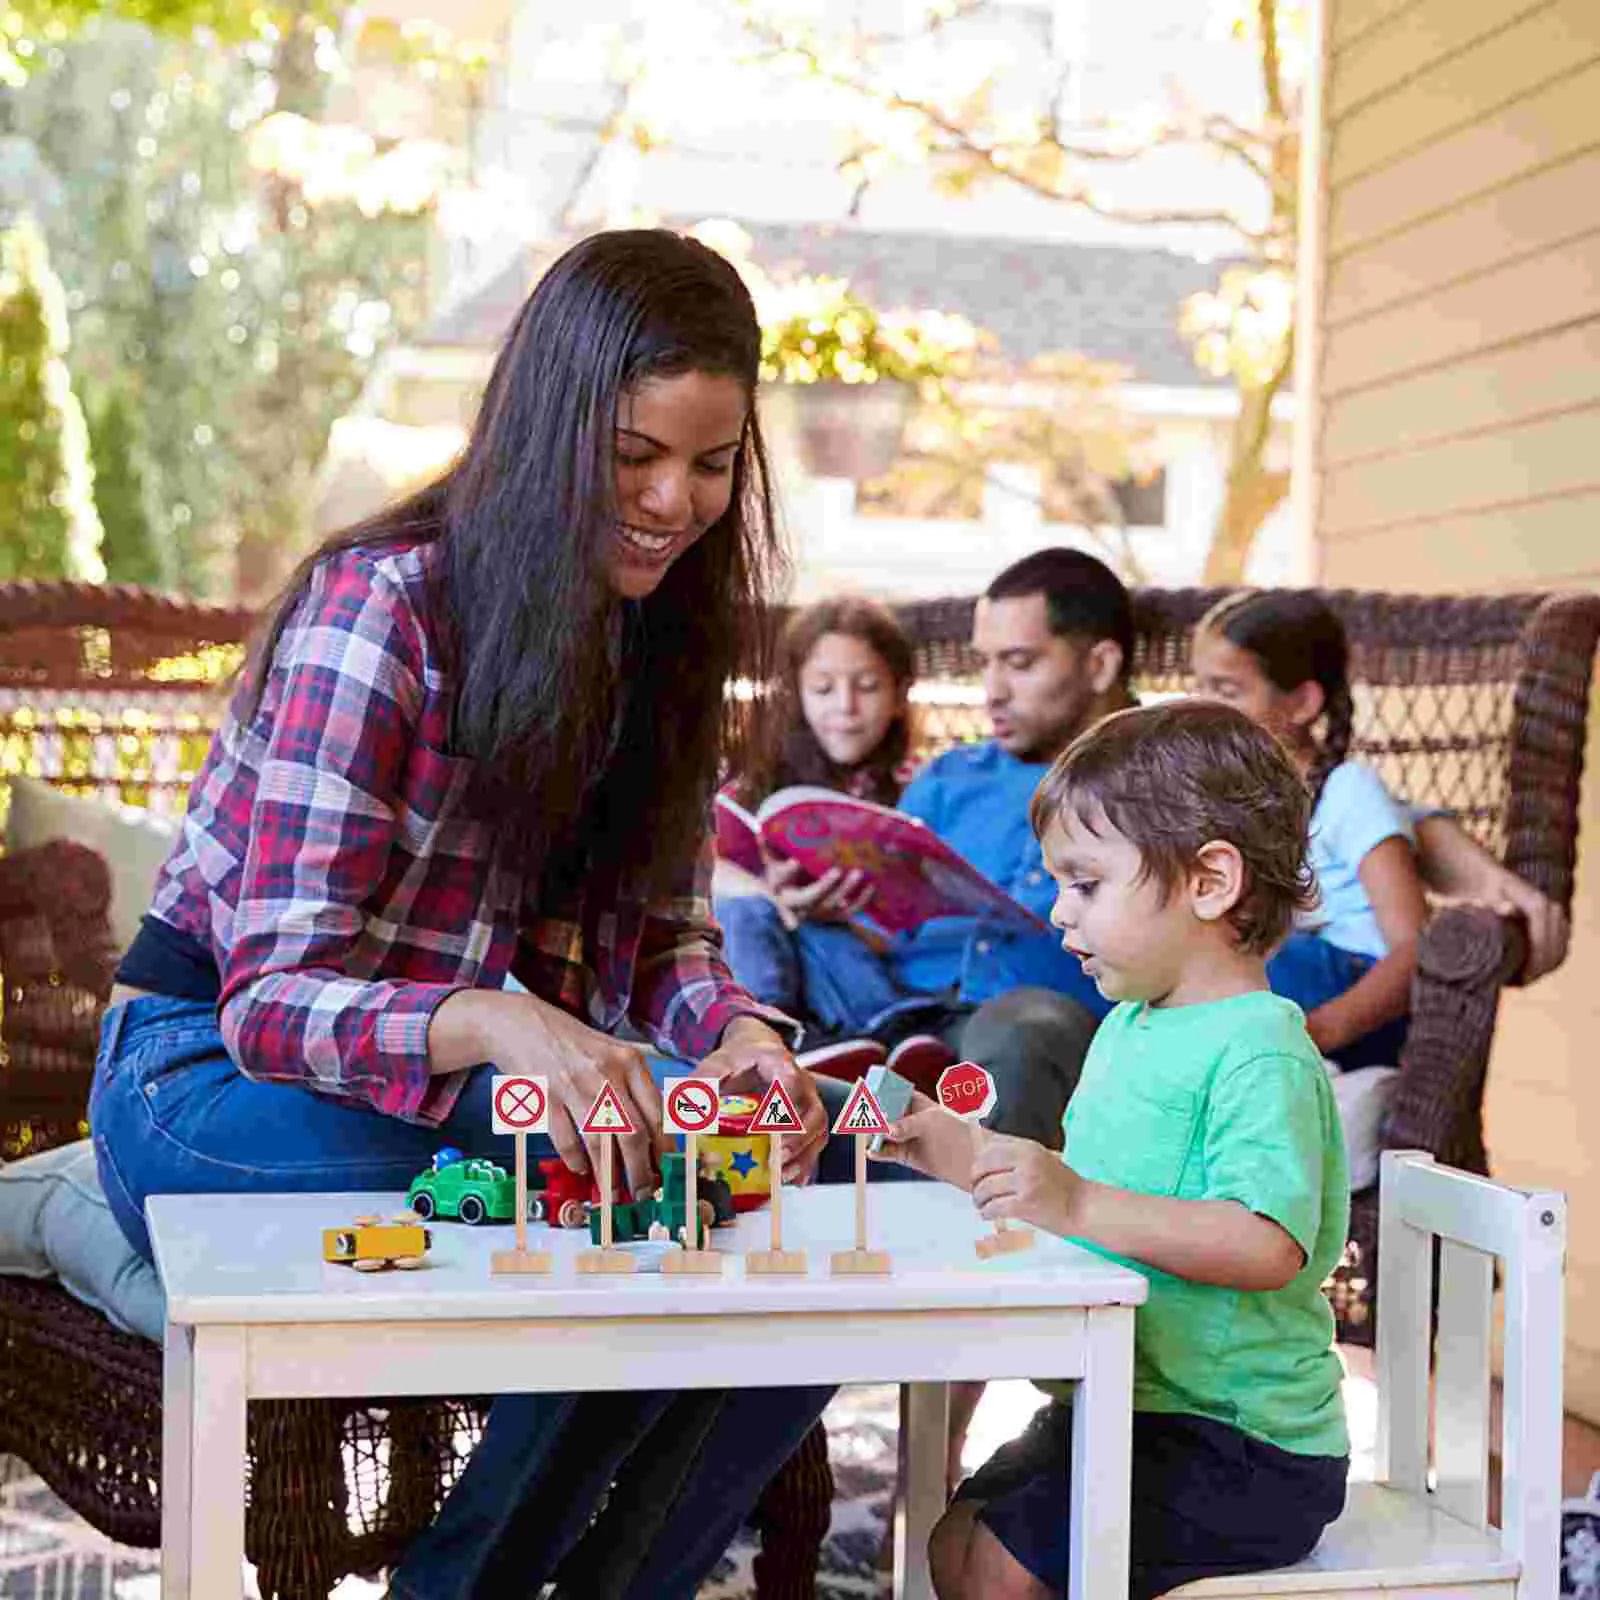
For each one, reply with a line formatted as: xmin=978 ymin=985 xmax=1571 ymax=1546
xmin=148 ymin=542 xmax=790 ymax=1124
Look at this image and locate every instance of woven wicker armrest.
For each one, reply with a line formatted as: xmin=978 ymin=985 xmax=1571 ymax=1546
xmin=0 ymin=839 xmax=118 ymax=1157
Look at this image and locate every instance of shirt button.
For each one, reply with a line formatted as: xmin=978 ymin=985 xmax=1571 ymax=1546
xmin=975 ymin=940 xmax=992 ymax=955
xmin=1026 ymin=871 xmax=1043 ymax=886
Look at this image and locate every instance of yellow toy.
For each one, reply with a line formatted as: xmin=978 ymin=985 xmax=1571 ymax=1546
xmin=323 ymin=1213 xmax=431 ymax=1272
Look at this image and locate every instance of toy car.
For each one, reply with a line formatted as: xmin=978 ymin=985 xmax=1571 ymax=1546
xmin=323 ymin=1214 xmax=431 ymax=1272
xmin=531 ymin=1158 xmax=606 ymax=1228
xmin=407 ymin=1156 xmax=518 ymax=1225
xmin=587 ymin=1151 xmax=735 ymax=1249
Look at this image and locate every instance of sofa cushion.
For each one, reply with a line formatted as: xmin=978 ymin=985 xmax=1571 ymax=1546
xmin=0 ymin=1138 xmax=164 ymax=1340
xmin=7 ymin=776 xmax=178 ymax=957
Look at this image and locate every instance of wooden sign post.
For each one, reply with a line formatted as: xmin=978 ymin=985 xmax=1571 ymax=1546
xmin=830 ymin=1078 xmax=893 ymax=1276
xmin=661 ymin=1076 xmax=724 ymax=1276
xmin=576 ymin=1083 xmax=638 ymax=1275
xmin=489 ymin=1075 xmax=552 ymax=1276
xmin=744 ymin=1079 xmax=808 ymax=1276
xmin=937 ymin=1060 xmax=1034 ymax=1259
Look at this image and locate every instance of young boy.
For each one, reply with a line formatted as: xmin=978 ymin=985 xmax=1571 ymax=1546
xmin=877 ymin=700 xmax=1351 ymax=1600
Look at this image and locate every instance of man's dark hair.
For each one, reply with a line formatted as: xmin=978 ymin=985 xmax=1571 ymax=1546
xmin=1029 ymin=699 xmax=1318 ymax=955
xmin=985 ymin=548 xmax=1134 ymax=684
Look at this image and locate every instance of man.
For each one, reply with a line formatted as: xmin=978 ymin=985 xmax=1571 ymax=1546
xmin=867 ymin=548 xmax=1569 ymax=1147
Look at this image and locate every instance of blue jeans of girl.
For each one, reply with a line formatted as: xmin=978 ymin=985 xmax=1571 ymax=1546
xmin=1267 ymin=931 xmax=1411 ymax=1070
xmin=88 ymin=994 xmax=875 ymax=1599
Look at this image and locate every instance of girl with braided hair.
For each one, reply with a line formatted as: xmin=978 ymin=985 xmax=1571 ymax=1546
xmin=1192 ymin=590 xmax=1426 ymax=1070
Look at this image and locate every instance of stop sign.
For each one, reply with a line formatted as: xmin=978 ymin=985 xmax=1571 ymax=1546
xmin=937 ymin=1060 xmax=996 ymax=1122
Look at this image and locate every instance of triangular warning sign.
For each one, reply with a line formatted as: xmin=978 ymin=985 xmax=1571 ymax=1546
xmin=832 ymin=1079 xmax=890 ymax=1137
xmin=749 ymin=1078 xmax=804 ymax=1134
xmin=581 ymin=1082 xmax=637 ymax=1136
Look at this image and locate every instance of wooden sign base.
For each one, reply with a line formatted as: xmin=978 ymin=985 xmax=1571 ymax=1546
xmin=745 ymin=1248 xmax=808 ymax=1276
xmin=663 ymin=1249 xmax=724 ymax=1276
xmin=830 ymin=1247 xmax=891 ymax=1276
xmin=490 ymin=1247 xmax=552 ymax=1276
xmin=577 ymin=1248 xmax=638 ymax=1275
xmin=976 ymin=1225 xmax=1035 ymax=1259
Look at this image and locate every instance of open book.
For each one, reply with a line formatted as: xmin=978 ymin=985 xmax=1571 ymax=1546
xmin=713 ymin=786 xmax=1045 ymax=937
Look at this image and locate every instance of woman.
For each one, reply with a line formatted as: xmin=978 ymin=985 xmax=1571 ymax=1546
xmin=716 ymin=596 xmax=920 ymax=1034
xmin=89 ymin=229 xmax=835 ymax=1597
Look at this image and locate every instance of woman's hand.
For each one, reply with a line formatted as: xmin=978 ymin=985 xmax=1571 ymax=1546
xmin=703 ymin=1015 xmax=828 ymax=1183
xmin=763 ymin=855 xmax=875 ymax=924
xmin=969 ymin=1131 xmax=1080 ymax=1235
xmin=870 ymin=1092 xmax=980 ymax=1190
xmin=429 ymin=990 xmax=663 ymax=1197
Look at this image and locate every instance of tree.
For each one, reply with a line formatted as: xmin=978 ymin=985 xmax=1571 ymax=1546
xmin=0 ymin=213 xmax=104 ymax=580
xmin=87 ymin=385 xmax=167 ymax=585
xmin=734 ymin=0 xmax=1304 ymax=582
xmin=8 ymin=12 xmax=453 ymax=597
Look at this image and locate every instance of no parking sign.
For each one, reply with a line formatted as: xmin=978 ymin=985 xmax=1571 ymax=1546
xmin=491 ymin=1075 xmax=549 ymax=1135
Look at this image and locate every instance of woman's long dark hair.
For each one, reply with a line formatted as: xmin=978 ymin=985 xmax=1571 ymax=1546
xmin=1197 ymin=590 xmax=1353 ymax=804
xmin=741 ymin=596 xmax=916 ymax=806
xmin=242 ymin=229 xmax=784 ymax=894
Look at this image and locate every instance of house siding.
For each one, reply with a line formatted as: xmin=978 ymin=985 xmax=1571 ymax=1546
xmin=1309 ymin=0 xmax=1600 ymax=1416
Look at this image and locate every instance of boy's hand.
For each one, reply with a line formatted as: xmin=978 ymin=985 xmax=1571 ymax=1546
xmin=870 ymin=1092 xmax=979 ymax=1190
xmin=970 ymin=1132 xmax=1081 ymax=1237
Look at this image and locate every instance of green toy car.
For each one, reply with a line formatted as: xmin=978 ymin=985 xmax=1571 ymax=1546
xmin=407 ymin=1156 xmax=519 ymax=1225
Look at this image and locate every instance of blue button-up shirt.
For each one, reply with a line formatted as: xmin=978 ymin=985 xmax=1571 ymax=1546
xmin=888 ymin=741 xmax=1108 ymax=1013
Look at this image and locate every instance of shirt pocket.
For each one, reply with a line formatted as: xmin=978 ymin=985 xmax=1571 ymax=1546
xmin=1070 ymin=1085 xmax=1201 ymax=1198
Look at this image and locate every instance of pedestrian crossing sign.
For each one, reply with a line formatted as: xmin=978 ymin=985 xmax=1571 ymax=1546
xmin=832 ymin=1079 xmax=890 ymax=1137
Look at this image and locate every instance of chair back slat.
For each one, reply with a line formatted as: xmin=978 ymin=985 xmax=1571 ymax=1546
xmin=1433 ymin=1238 xmax=1494 ymax=1529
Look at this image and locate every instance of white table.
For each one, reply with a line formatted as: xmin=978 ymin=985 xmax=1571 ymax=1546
xmin=149 ymin=1183 xmax=1147 ymax=1600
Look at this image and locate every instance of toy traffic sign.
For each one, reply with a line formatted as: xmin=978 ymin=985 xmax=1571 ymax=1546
xmin=746 ymin=1079 xmax=807 ymax=1276
xmin=937 ymin=1061 xmax=1033 ymax=1259
xmin=936 ymin=1059 xmax=996 ymax=1123
xmin=488 ymin=1076 xmax=552 ymax=1277
xmin=661 ymin=1077 xmax=724 ymax=1277
xmin=829 ymin=1079 xmax=892 ymax=1276
xmin=581 ymin=1083 xmax=636 ymax=1136
xmin=663 ymin=1077 xmax=720 ymax=1136
xmin=578 ymin=1084 xmax=639 ymax=1275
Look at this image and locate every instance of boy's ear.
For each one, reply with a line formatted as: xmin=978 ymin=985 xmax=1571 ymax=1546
xmin=1189 ymin=840 xmax=1246 ymax=923
xmin=1085 ymin=638 xmax=1124 ymax=696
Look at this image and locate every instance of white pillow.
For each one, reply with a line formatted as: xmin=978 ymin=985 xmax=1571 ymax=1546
xmin=6 ymin=776 xmax=179 ymax=956
xmin=0 ymin=1139 xmax=164 ymax=1341
xmin=1324 ymin=1062 xmax=1399 ymax=1193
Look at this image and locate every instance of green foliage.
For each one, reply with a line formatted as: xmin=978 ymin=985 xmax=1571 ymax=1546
xmin=0 ymin=214 xmax=104 ymax=580
xmin=9 ymin=18 xmax=433 ymax=595
xmin=86 ymin=385 xmax=167 ymax=586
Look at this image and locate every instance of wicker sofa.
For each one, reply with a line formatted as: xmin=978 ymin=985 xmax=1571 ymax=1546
xmin=0 ymin=577 xmax=1595 ymax=1598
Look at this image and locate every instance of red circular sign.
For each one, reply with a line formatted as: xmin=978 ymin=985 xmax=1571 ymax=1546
xmin=937 ymin=1061 xmax=995 ymax=1121
xmin=494 ymin=1077 xmax=546 ymax=1130
xmin=665 ymin=1078 xmax=719 ymax=1135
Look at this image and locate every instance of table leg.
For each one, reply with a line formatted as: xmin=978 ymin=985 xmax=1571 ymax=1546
xmin=160 ymin=1321 xmax=194 ymax=1600
xmin=186 ymin=1325 xmax=248 ymax=1599
xmin=1069 ymin=1305 xmax=1136 ymax=1600
xmin=895 ymin=1381 xmax=950 ymax=1600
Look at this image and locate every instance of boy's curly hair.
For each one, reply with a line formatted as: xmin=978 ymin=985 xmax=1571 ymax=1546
xmin=1029 ymin=699 xmax=1319 ymax=954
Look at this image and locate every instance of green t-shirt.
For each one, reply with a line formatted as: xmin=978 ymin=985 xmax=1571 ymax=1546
xmin=1052 ymin=990 xmax=1350 ymax=1459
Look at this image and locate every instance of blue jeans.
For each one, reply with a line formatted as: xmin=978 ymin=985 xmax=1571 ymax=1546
xmin=714 ymin=892 xmax=908 ymax=1037
xmin=1267 ymin=931 xmax=1410 ymax=1070
xmin=88 ymin=994 xmax=891 ymax=1599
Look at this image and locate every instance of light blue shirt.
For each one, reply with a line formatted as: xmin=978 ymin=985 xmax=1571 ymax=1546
xmin=1307 ymin=761 xmax=1415 ymax=959
xmin=888 ymin=742 xmax=1106 ymax=1010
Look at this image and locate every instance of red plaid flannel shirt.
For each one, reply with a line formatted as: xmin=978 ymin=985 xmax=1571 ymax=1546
xmin=147 ymin=542 xmax=790 ymax=1123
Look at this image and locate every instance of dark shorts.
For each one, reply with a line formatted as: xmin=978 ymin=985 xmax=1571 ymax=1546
xmin=956 ymin=1401 xmax=1348 ymax=1599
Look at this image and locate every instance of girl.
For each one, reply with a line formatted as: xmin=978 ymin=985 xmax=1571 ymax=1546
xmin=715 ymin=596 xmax=920 ymax=1036
xmin=1192 ymin=590 xmax=1428 ymax=1070
xmin=89 ymin=228 xmax=837 ymax=1598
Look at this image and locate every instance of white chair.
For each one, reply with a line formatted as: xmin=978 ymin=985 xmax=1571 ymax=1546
xmin=1173 ymin=1150 xmax=1566 ymax=1599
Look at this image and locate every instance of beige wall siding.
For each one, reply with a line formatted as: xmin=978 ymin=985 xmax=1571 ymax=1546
xmin=1310 ymin=0 xmax=1600 ymax=1418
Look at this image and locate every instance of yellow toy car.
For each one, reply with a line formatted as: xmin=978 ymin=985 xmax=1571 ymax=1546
xmin=323 ymin=1214 xmax=432 ymax=1272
